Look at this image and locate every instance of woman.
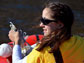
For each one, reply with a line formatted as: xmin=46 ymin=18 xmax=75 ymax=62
xmin=8 ymin=2 xmax=84 ymax=63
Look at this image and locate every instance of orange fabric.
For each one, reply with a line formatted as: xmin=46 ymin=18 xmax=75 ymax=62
xmin=60 ymin=35 xmax=84 ymax=63
xmin=26 ymin=35 xmax=84 ymax=63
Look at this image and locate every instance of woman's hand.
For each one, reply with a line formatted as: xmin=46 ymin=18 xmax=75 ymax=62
xmin=8 ymin=30 xmax=25 ymax=45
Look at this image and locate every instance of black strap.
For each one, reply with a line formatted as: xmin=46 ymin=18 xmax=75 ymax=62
xmin=36 ymin=34 xmax=39 ymax=41
xmin=53 ymin=48 xmax=63 ymax=63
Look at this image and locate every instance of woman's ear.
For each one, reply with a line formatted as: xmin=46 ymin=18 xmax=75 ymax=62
xmin=57 ymin=21 xmax=64 ymax=29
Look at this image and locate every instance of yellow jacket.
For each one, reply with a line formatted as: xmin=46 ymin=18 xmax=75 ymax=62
xmin=26 ymin=35 xmax=84 ymax=63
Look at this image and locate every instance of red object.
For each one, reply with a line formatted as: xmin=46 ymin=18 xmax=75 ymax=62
xmin=8 ymin=42 xmax=13 ymax=48
xmin=26 ymin=34 xmax=43 ymax=45
xmin=0 ymin=56 xmax=8 ymax=63
xmin=0 ymin=56 xmax=12 ymax=63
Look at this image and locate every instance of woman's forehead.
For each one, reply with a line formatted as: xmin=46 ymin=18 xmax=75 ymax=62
xmin=42 ymin=8 xmax=54 ymax=20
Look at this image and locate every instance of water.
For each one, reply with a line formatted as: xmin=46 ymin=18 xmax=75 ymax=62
xmin=0 ymin=0 xmax=84 ymax=44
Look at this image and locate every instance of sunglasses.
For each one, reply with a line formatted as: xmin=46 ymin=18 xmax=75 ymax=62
xmin=40 ymin=17 xmax=56 ymax=25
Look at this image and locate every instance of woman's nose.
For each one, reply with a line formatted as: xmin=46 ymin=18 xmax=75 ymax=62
xmin=40 ymin=22 xmax=44 ymax=27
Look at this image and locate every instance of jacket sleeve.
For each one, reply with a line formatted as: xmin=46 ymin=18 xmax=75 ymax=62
xmin=13 ymin=45 xmax=27 ymax=63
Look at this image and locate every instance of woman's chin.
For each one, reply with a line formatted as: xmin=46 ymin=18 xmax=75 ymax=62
xmin=44 ymin=33 xmax=50 ymax=37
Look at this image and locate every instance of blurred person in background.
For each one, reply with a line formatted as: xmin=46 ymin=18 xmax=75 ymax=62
xmin=0 ymin=35 xmax=43 ymax=63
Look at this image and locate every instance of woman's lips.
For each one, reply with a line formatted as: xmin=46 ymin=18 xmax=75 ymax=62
xmin=43 ymin=28 xmax=47 ymax=33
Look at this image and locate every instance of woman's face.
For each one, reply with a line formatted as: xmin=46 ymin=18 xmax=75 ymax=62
xmin=40 ymin=8 xmax=59 ymax=36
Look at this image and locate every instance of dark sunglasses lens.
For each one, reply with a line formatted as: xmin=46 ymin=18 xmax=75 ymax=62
xmin=40 ymin=18 xmax=51 ymax=25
